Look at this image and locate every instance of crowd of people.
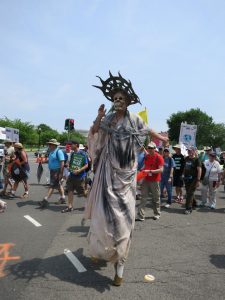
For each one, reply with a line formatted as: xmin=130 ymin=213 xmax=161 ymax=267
xmin=1 ymin=72 xmax=225 ymax=286
xmin=136 ymin=143 xmax=225 ymax=220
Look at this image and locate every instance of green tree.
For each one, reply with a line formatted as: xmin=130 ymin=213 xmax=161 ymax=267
xmin=36 ymin=123 xmax=60 ymax=146
xmin=167 ymin=108 xmax=225 ymax=148
xmin=0 ymin=117 xmax=86 ymax=147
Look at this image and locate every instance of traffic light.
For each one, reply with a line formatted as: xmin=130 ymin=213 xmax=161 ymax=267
xmin=69 ymin=119 xmax=74 ymax=130
xmin=64 ymin=119 xmax=69 ymax=130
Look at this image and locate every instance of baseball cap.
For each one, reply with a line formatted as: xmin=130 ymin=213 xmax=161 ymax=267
xmin=147 ymin=142 xmax=156 ymax=149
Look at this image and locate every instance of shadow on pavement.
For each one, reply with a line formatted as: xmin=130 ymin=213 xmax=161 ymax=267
xmin=8 ymin=248 xmax=112 ymax=293
xmin=161 ymin=207 xmax=184 ymax=214
xmin=67 ymin=226 xmax=89 ymax=237
xmin=16 ymin=200 xmax=38 ymax=208
xmin=197 ymin=207 xmax=225 ymax=214
xmin=210 ymin=254 xmax=225 ymax=269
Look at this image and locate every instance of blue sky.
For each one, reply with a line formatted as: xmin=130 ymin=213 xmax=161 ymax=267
xmin=0 ymin=0 xmax=225 ymax=132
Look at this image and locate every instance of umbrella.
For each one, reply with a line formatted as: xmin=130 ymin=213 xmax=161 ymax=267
xmin=37 ymin=162 xmax=44 ymax=184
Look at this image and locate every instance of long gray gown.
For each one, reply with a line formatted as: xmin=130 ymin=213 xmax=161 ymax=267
xmin=85 ymin=110 xmax=149 ymax=264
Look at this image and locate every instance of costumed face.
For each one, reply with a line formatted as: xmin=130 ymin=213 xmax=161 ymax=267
xmin=113 ymin=92 xmax=128 ymax=112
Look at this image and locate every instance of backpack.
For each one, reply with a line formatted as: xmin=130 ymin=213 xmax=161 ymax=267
xmin=56 ymin=149 xmax=68 ymax=163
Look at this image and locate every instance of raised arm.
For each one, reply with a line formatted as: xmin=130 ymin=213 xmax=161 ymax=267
xmin=91 ymin=104 xmax=106 ymax=134
xmin=149 ymin=129 xmax=169 ymax=145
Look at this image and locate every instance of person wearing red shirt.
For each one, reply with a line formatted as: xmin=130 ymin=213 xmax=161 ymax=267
xmin=137 ymin=142 xmax=164 ymax=221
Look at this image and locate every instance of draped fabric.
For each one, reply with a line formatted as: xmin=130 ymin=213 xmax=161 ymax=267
xmin=85 ymin=111 xmax=149 ymax=264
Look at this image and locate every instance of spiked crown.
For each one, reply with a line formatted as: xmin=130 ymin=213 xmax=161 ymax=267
xmin=93 ymin=71 xmax=141 ymax=105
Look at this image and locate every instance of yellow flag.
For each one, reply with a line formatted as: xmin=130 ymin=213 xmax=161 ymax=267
xmin=138 ymin=107 xmax=149 ymax=125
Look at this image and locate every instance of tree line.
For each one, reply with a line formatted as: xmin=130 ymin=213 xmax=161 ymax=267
xmin=1 ymin=108 xmax=224 ymax=149
xmin=0 ymin=117 xmax=86 ymax=146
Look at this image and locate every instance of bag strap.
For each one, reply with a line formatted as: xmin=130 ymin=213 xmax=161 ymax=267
xmin=206 ymin=162 xmax=215 ymax=179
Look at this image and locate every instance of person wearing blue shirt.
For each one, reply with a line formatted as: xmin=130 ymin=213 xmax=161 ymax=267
xmin=38 ymin=139 xmax=65 ymax=209
xmin=160 ymin=148 xmax=175 ymax=208
xmin=61 ymin=141 xmax=88 ymax=213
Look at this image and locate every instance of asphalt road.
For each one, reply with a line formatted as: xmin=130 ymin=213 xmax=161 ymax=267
xmin=0 ymin=153 xmax=225 ymax=300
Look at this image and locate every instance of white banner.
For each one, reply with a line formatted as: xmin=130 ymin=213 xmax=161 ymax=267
xmin=179 ymin=123 xmax=197 ymax=148
xmin=5 ymin=127 xmax=19 ymax=142
xmin=0 ymin=127 xmax=6 ymax=140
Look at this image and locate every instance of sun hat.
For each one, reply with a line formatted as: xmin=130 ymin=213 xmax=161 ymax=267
xmin=47 ymin=139 xmax=60 ymax=146
xmin=204 ymin=146 xmax=212 ymax=151
xmin=14 ymin=142 xmax=23 ymax=149
xmin=172 ymin=144 xmax=181 ymax=149
xmin=147 ymin=142 xmax=156 ymax=149
xmin=3 ymin=139 xmax=13 ymax=144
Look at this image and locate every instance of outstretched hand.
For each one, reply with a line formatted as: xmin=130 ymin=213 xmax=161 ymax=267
xmin=98 ymin=104 xmax=106 ymax=119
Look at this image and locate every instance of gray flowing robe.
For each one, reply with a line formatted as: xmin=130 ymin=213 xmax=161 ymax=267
xmin=85 ymin=111 xmax=149 ymax=264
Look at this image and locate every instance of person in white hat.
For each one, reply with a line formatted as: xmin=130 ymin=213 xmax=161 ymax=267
xmin=137 ymin=141 xmax=164 ymax=220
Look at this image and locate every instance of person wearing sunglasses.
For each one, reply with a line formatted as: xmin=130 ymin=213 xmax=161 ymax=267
xmin=83 ymin=72 xmax=168 ymax=286
xmin=136 ymin=142 xmax=164 ymax=220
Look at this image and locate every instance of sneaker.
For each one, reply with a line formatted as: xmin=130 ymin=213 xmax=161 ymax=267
xmin=8 ymin=192 xmax=15 ymax=198
xmin=164 ymin=204 xmax=171 ymax=208
xmin=184 ymin=209 xmax=192 ymax=215
xmin=210 ymin=205 xmax=215 ymax=210
xmin=39 ymin=199 xmax=49 ymax=209
xmin=153 ymin=215 xmax=160 ymax=220
xmin=136 ymin=214 xmax=145 ymax=221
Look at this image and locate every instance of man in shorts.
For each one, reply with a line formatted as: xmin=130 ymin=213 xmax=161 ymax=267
xmin=172 ymin=144 xmax=185 ymax=203
xmin=61 ymin=141 xmax=88 ymax=213
xmin=38 ymin=139 xmax=65 ymax=209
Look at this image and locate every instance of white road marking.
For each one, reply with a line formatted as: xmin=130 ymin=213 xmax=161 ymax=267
xmin=24 ymin=215 xmax=42 ymax=227
xmin=64 ymin=249 xmax=87 ymax=273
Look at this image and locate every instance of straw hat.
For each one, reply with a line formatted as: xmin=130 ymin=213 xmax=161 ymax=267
xmin=14 ymin=142 xmax=23 ymax=149
xmin=203 ymin=146 xmax=212 ymax=151
xmin=3 ymin=139 xmax=13 ymax=144
xmin=172 ymin=144 xmax=181 ymax=149
xmin=47 ymin=139 xmax=60 ymax=146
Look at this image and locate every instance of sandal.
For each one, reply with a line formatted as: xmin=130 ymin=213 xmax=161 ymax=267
xmin=61 ymin=207 xmax=74 ymax=213
xmin=175 ymin=196 xmax=180 ymax=203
